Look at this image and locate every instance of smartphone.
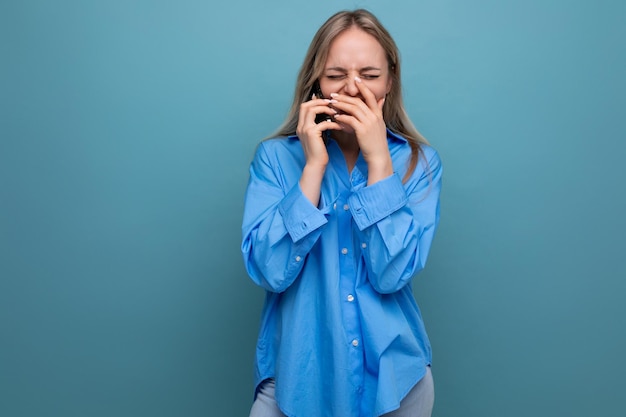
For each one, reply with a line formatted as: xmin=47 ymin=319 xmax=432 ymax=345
xmin=311 ymin=81 xmax=333 ymax=124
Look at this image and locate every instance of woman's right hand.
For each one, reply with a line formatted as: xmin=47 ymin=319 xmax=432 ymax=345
xmin=296 ymin=95 xmax=339 ymax=168
xmin=295 ymin=95 xmax=339 ymax=206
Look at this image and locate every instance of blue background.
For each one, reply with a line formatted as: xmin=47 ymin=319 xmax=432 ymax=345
xmin=1 ymin=1 xmax=625 ymax=416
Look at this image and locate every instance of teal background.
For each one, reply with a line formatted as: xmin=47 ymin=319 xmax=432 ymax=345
xmin=1 ymin=0 xmax=625 ymax=416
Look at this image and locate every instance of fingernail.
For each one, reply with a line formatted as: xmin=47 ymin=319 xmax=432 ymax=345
xmin=330 ymin=93 xmax=339 ymax=98
xmin=355 ymin=76 xmax=362 ymax=82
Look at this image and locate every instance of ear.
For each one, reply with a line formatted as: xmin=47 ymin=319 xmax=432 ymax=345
xmin=386 ymin=78 xmax=392 ymax=95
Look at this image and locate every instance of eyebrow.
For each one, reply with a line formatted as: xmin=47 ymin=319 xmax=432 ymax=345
xmin=325 ymin=66 xmax=382 ymax=72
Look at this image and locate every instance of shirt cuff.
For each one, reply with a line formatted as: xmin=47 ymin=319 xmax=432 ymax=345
xmin=278 ymin=183 xmax=328 ymax=242
xmin=348 ymin=173 xmax=408 ymax=231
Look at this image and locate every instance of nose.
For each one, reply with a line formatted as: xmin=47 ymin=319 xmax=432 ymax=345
xmin=341 ymin=77 xmax=360 ymax=96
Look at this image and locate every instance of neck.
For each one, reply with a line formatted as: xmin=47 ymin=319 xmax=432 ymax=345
xmin=331 ymin=131 xmax=359 ymax=172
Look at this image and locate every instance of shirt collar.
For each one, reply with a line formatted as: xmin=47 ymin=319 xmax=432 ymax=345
xmin=386 ymin=128 xmax=408 ymax=143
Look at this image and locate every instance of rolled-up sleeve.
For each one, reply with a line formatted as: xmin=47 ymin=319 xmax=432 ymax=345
xmin=350 ymin=150 xmax=443 ymax=294
xmin=349 ymin=173 xmax=408 ymax=231
xmin=241 ymin=142 xmax=328 ymax=293
xmin=279 ymin=182 xmax=328 ymax=242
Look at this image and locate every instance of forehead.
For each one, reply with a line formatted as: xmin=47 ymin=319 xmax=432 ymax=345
xmin=325 ymin=27 xmax=387 ymax=68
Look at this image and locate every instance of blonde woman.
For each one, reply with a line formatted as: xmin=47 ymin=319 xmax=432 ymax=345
xmin=242 ymin=9 xmax=442 ymax=417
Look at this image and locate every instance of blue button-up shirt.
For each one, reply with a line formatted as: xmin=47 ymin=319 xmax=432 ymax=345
xmin=241 ymin=129 xmax=442 ymax=417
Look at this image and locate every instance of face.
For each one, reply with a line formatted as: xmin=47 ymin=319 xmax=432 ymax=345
xmin=319 ymin=27 xmax=392 ymax=103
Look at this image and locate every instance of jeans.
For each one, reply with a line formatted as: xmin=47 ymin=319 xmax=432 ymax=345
xmin=248 ymin=366 xmax=434 ymax=417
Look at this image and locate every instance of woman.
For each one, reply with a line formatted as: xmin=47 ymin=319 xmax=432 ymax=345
xmin=241 ymin=9 xmax=442 ymax=417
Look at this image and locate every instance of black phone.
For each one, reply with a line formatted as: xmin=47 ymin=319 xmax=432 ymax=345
xmin=311 ymin=82 xmax=333 ymax=124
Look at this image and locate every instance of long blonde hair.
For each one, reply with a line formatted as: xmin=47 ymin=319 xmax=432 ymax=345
xmin=271 ymin=9 xmax=428 ymax=181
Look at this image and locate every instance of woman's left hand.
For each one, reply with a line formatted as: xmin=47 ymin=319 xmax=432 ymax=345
xmin=330 ymin=77 xmax=393 ymax=183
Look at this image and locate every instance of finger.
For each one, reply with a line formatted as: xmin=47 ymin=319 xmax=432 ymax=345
xmin=320 ymin=119 xmax=343 ymax=132
xmin=299 ymin=99 xmax=335 ymax=125
xmin=330 ymin=93 xmax=369 ymax=111
xmin=354 ymin=77 xmax=379 ymax=111
xmin=329 ymin=94 xmax=369 ymax=121
xmin=332 ymin=113 xmax=361 ymax=132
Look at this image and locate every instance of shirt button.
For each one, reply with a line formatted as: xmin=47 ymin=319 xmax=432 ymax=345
xmin=347 ymin=294 xmax=354 ymax=302
xmin=341 ymin=248 xmax=348 ymax=255
xmin=333 ymin=203 xmax=337 ymax=210
xmin=361 ymin=242 xmax=367 ymax=249
xmin=343 ymin=204 xmax=350 ymax=210
xmin=352 ymin=339 xmax=359 ymax=347
xmin=295 ymin=256 xmax=301 ymax=262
